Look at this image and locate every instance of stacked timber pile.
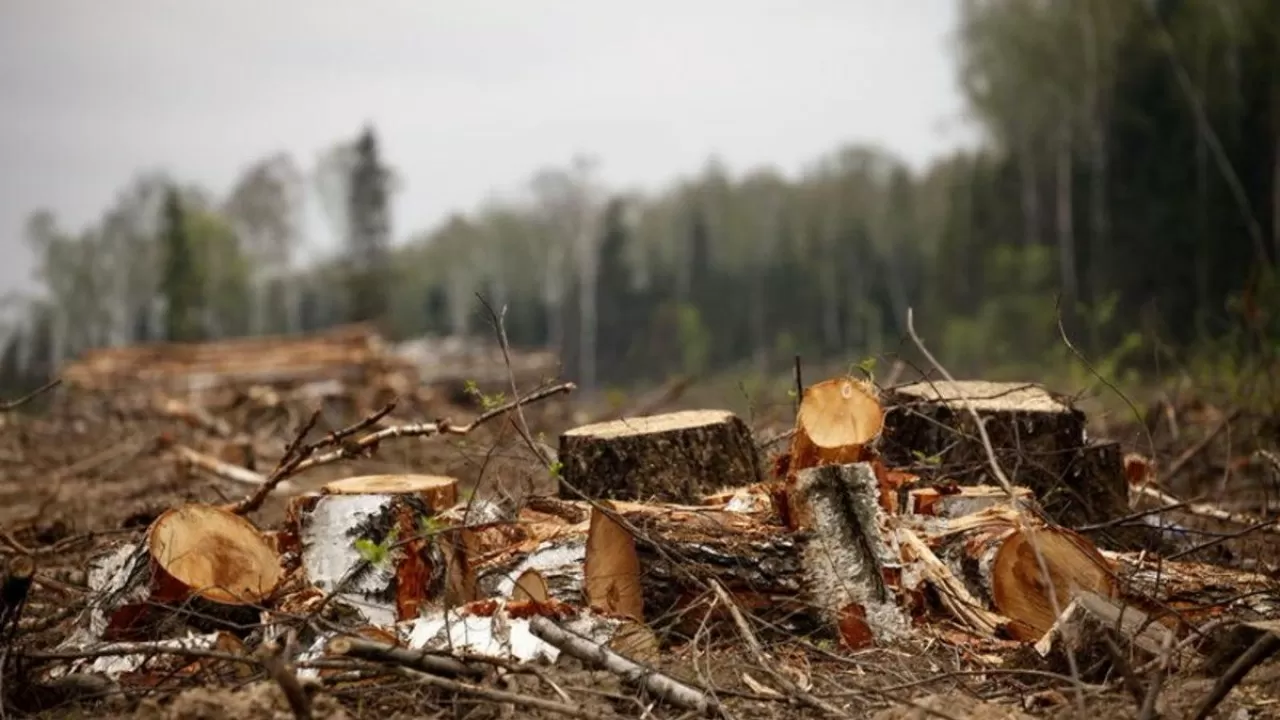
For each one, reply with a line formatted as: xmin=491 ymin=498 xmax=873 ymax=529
xmin=60 ymin=324 xmax=398 ymax=395
xmin=392 ymin=334 xmax=561 ymax=396
xmin=4 ymin=373 xmax=1279 ymax=719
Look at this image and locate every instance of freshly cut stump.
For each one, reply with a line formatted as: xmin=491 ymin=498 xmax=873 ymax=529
xmin=923 ymin=506 xmax=1118 ymax=641
xmin=879 ymin=380 xmax=1123 ymax=526
xmin=782 ymin=377 xmax=887 ymax=527
xmin=282 ymin=474 xmax=459 ymax=626
xmin=789 ymin=377 xmax=885 ymax=471
xmin=558 ymin=409 xmax=761 ymax=503
xmin=66 ymin=504 xmax=282 ymax=642
xmin=793 ymin=463 xmax=908 ymax=649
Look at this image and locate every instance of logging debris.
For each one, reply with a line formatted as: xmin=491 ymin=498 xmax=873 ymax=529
xmin=5 ymin=337 xmax=1280 ymax=719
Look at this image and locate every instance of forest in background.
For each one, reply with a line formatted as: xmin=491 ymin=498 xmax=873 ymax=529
xmin=4 ymin=0 xmax=1280 ymax=400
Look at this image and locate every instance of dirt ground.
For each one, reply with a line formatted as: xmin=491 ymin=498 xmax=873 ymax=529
xmin=3 ymin=373 xmax=1280 ymax=720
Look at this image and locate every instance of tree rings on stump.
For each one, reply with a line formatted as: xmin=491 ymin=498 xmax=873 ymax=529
xmin=283 ymin=474 xmax=460 ymax=626
xmin=790 ymin=377 xmax=885 ymax=471
xmin=70 ymin=504 xmax=282 ymax=641
xmin=148 ymin=504 xmax=282 ymax=607
xmin=558 ymin=409 xmax=761 ymax=503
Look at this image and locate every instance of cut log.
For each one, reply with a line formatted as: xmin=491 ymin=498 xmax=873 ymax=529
xmin=281 ymin=474 xmax=459 ymax=626
xmin=922 ymin=506 xmax=1119 ymax=641
xmin=792 ymin=463 xmax=910 ymax=649
xmin=608 ymin=501 xmax=815 ymax=639
xmin=64 ymin=505 xmax=282 ymax=643
xmin=1033 ymin=590 xmax=1192 ymax=677
xmin=558 ymin=409 xmax=761 ymax=503
xmin=905 ymin=485 xmax=1036 ymax=519
xmin=477 ymin=530 xmax=587 ymax=605
xmin=879 ymin=380 xmax=1124 ymax=526
xmin=1103 ymin=551 xmax=1280 ymax=631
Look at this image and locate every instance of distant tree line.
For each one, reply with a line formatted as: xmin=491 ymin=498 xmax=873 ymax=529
xmin=3 ymin=0 xmax=1279 ymax=396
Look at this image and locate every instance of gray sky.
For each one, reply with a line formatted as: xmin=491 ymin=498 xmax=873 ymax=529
xmin=0 ymin=1 xmax=975 ymax=296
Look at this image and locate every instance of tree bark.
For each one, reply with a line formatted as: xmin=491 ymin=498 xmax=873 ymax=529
xmin=558 ymin=409 xmax=761 ymax=503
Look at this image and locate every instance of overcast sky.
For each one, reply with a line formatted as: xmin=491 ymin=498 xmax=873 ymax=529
xmin=0 ymin=1 xmax=976 ymax=296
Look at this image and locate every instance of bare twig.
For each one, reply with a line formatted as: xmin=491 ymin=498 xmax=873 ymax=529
xmin=256 ymin=636 xmax=313 ymax=720
xmin=392 ymin=663 xmax=605 ymax=719
xmin=793 ymin=355 xmax=803 ymax=419
xmin=710 ymin=581 xmax=852 ymax=718
xmin=0 ymin=378 xmax=60 ymax=412
xmin=1164 ymin=408 xmax=1242 ymax=481
xmin=474 ymin=295 xmax=558 ymax=469
xmin=327 ymin=636 xmax=481 ymax=679
xmin=173 ymin=445 xmax=296 ymax=492
xmin=1190 ymin=631 xmax=1280 ymax=720
xmin=905 ymin=307 xmax=1088 ymax=711
xmin=228 ymin=382 xmax=571 ymax=515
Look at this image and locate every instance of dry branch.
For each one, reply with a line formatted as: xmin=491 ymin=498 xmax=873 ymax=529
xmin=172 ymin=444 xmax=295 ymax=492
xmin=528 ymin=614 xmax=727 ymax=718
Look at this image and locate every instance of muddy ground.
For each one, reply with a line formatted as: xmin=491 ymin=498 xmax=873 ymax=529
xmin=2 ymin=373 xmax=1279 ymax=720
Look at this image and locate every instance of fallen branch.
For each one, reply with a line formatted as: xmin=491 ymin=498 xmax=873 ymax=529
xmin=173 ymin=445 xmax=295 ymax=492
xmin=1190 ymin=628 xmax=1280 ymax=720
xmin=528 ymin=615 xmax=727 ymax=718
xmin=256 ymin=636 xmax=313 ymax=720
xmin=710 ymin=580 xmax=852 ymax=718
xmin=0 ymin=378 xmax=60 ymax=412
xmin=327 ymin=636 xmax=481 ymax=679
xmin=392 ymin=663 xmax=605 ymax=720
xmin=1130 ymin=484 xmax=1280 ymax=535
xmin=230 ymin=381 xmax=574 ymax=516
xmin=1164 ymin=408 xmax=1242 ymax=482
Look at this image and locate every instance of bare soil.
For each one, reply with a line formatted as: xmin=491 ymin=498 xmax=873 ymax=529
xmin=3 ymin=377 xmax=1279 ymax=720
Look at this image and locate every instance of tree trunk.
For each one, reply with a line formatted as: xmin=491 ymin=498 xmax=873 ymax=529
xmin=1055 ymin=121 xmax=1078 ymax=311
xmin=1019 ymin=135 xmax=1041 ymax=246
xmin=577 ymin=225 xmax=598 ymax=398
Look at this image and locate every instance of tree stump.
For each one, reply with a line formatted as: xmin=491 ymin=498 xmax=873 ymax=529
xmin=558 ymin=409 xmax=761 ymax=503
xmin=879 ymin=380 xmax=1125 ymax=526
xmin=68 ymin=504 xmax=282 ymax=642
xmin=792 ymin=463 xmax=910 ymax=649
xmin=789 ymin=377 xmax=885 ymax=471
xmin=281 ymin=474 xmax=459 ymax=626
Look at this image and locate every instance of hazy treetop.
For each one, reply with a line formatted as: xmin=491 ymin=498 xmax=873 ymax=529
xmin=0 ymin=0 xmax=973 ymax=294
